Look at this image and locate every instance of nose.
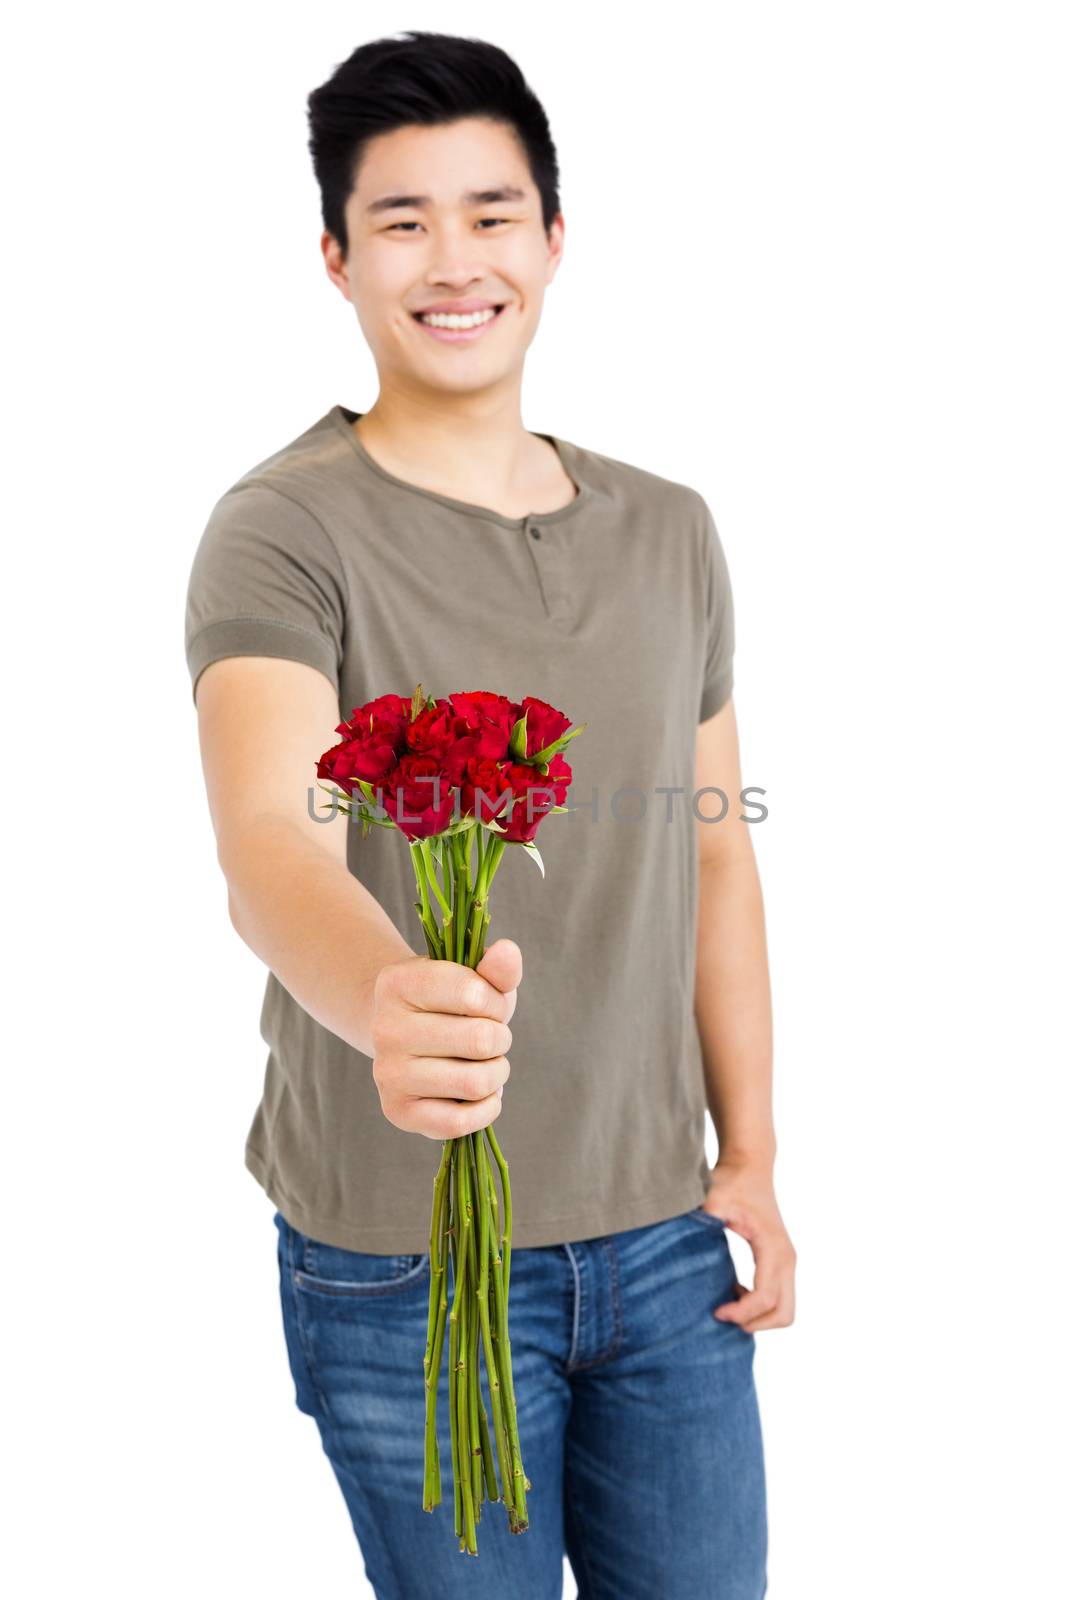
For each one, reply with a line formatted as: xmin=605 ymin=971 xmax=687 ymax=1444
xmin=425 ymin=221 xmax=490 ymax=288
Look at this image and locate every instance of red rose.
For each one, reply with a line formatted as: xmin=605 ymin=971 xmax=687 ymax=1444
xmin=318 ymin=693 xmax=413 ymax=794
xmin=496 ymin=754 xmax=572 ymax=843
xmin=519 ymin=696 xmax=572 ymax=760
xmin=449 ymin=691 xmax=521 ymax=762
xmin=406 ymin=701 xmax=456 ymax=760
xmin=459 ymin=757 xmax=511 ymax=825
xmin=381 ymin=753 xmax=456 ymax=840
xmin=317 ymin=734 xmax=399 ymax=793
xmin=340 ymin=693 xmax=412 ymax=747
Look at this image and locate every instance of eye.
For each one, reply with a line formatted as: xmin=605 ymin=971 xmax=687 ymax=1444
xmin=476 ymin=217 xmax=512 ymax=229
xmin=386 ymin=221 xmax=423 ymax=233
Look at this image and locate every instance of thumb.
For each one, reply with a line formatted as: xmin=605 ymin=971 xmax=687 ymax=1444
xmin=476 ymin=937 xmax=523 ymax=997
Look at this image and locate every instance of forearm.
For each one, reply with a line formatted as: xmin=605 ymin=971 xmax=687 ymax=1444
xmin=694 ymin=844 xmax=776 ymax=1169
xmin=220 ymin=817 xmax=414 ymax=1058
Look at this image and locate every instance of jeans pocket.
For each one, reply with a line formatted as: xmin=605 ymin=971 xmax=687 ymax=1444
xmin=290 ymin=1225 xmax=430 ymax=1298
xmin=685 ymin=1203 xmax=728 ymax=1231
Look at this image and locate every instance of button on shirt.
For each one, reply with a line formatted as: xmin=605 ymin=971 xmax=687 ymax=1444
xmin=184 ymin=404 xmax=736 ymax=1252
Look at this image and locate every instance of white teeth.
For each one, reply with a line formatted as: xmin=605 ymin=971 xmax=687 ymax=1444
xmin=419 ymin=307 xmax=498 ymax=330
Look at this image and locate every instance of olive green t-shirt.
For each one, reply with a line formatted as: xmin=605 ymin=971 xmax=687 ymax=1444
xmin=184 ymin=403 xmax=735 ymax=1252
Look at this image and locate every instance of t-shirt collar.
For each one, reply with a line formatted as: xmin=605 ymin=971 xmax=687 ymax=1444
xmin=329 ymin=403 xmax=589 ymax=530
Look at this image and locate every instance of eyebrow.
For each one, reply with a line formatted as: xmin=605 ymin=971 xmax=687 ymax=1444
xmin=365 ymin=185 xmax=528 ymax=216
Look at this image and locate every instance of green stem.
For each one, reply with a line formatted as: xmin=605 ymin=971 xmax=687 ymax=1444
xmin=419 ymin=838 xmax=450 ymax=920
xmin=448 ymin=1145 xmax=461 ymax=1541
xmin=483 ymin=1177 xmax=528 ymax=1531
xmin=423 ymin=1141 xmax=451 ymax=1511
xmin=409 ymin=842 xmax=443 ymax=958
xmin=452 ymin=833 xmax=469 ymax=966
xmin=464 ymin=1134 xmax=483 ymax=1515
xmin=466 ymin=831 xmax=497 ymax=970
xmin=465 ymin=824 xmax=477 ymax=897
xmin=432 ymin=1157 xmax=449 ymax=1505
xmin=411 ymin=822 xmax=530 ymax=1545
xmin=455 ymin=1136 xmax=478 ymax=1553
xmin=474 ymin=1130 xmax=510 ymax=1508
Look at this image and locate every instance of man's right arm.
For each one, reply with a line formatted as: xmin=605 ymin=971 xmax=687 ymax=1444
xmin=194 ymin=652 xmax=409 ymax=1057
xmin=193 ymin=653 xmax=516 ymax=1138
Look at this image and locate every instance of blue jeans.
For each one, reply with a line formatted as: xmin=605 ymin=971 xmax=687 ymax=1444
xmin=274 ymin=1205 xmax=768 ymax=1598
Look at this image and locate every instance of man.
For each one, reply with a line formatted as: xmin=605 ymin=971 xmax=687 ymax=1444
xmin=185 ymin=29 xmax=794 ymax=1599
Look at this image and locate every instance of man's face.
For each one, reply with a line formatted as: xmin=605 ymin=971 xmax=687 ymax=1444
xmin=325 ymin=116 xmax=564 ymax=397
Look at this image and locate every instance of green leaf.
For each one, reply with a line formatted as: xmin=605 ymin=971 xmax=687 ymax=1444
xmin=520 ymin=840 xmax=546 ymax=877
xmin=357 ymin=810 xmax=396 ymax=830
xmin=439 ymin=814 xmax=479 ymax=838
xmin=527 ymin=722 xmax=589 ymax=763
xmin=509 ymin=712 xmax=528 ymax=760
xmin=316 ymin=779 xmax=351 ymax=804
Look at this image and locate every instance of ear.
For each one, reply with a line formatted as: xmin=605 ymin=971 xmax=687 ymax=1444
xmin=544 ymin=213 xmax=566 ymax=283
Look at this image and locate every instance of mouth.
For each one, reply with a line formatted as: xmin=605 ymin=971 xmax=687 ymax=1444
xmin=410 ymin=303 xmax=510 ymax=343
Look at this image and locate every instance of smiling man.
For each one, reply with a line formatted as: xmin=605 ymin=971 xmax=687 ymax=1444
xmin=185 ymin=28 xmax=792 ymax=1599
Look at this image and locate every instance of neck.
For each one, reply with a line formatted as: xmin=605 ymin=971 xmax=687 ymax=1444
xmin=352 ymin=380 xmax=548 ymax=509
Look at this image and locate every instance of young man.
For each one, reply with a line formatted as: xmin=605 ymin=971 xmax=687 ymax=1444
xmin=185 ymin=29 xmax=793 ymax=1599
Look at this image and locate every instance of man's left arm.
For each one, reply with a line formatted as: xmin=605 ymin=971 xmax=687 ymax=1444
xmin=694 ymin=696 xmax=797 ymax=1331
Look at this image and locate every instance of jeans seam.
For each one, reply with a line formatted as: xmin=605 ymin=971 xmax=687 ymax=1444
xmin=284 ymin=1220 xmax=334 ymax=1426
xmin=566 ymin=1486 xmax=607 ymax=1600
xmin=565 ymin=1241 xmax=625 ymax=1373
xmin=280 ymin=1222 xmax=412 ymax=1600
xmin=329 ymin=1457 xmax=408 ymax=1600
xmin=562 ymin=1242 xmax=582 ymax=1371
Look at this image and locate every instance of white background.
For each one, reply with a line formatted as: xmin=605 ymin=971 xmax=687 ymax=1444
xmin=6 ymin=3 xmax=1064 ymax=1594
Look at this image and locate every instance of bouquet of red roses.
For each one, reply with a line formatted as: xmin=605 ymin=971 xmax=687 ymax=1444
xmin=315 ymin=685 xmax=585 ymax=1553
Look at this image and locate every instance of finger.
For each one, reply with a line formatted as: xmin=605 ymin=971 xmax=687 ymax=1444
xmin=387 ymin=1008 xmax=512 ymax=1063
xmin=405 ymin=1053 xmax=511 ymax=1103
xmin=394 ymin=958 xmax=512 ymax=1023
xmin=714 ymin=1281 xmax=780 ymax=1326
xmin=477 ymin=937 xmax=523 ymax=995
xmin=742 ymin=1305 xmax=795 ymax=1332
xmin=404 ymin=1088 xmax=504 ymax=1141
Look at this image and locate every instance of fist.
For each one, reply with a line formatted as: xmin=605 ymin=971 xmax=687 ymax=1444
xmin=370 ymin=937 xmax=522 ymax=1140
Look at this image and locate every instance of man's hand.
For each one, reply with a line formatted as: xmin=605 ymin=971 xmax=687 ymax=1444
xmin=370 ymin=937 xmax=522 ymax=1140
xmin=702 ymin=1157 xmax=797 ymax=1332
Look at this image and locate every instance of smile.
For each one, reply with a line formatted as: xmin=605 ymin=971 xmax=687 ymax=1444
xmin=411 ymin=304 xmax=509 ymax=343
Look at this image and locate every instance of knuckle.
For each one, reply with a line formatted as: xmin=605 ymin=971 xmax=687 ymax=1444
xmin=371 ymin=1051 xmax=396 ymax=1091
xmin=465 ymin=980 xmax=490 ymax=1015
xmin=455 ymin=1069 xmax=481 ymax=1102
xmin=470 ymin=1018 xmax=495 ymax=1058
xmin=379 ymin=1091 xmax=405 ymax=1130
xmin=372 ymin=991 xmax=404 ymax=1038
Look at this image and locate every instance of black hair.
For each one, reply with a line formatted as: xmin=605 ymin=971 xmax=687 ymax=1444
xmin=307 ymin=30 xmax=561 ymax=258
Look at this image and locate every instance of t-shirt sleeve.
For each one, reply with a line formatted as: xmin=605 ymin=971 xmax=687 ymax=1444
xmin=697 ymin=495 xmax=736 ymax=722
xmin=184 ymin=480 xmax=347 ymax=706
